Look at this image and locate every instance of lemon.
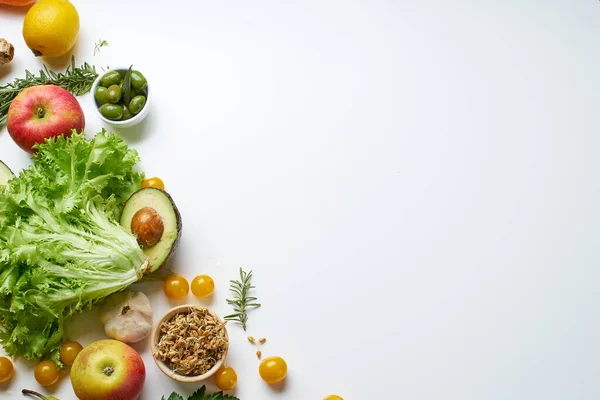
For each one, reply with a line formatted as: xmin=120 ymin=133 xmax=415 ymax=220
xmin=22 ymin=0 xmax=79 ymax=58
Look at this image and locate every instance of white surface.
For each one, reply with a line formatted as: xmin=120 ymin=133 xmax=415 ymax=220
xmin=1 ymin=1 xmax=600 ymax=399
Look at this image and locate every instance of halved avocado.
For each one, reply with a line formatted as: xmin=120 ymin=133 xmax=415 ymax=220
xmin=120 ymin=188 xmax=182 ymax=272
xmin=0 ymin=161 xmax=14 ymax=187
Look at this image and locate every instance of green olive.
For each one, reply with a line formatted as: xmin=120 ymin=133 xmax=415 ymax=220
xmin=106 ymin=84 xmax=122 ymax=104
xmin=121 ymin=105 xmax=134 ymax=121
xmin=129 ymin=95 xmax=146 ymax=115
xmin=94 ymin=86 xmax=110 ymax=105
xmin=99 ymin=103 xmax=124 ymax=121
xmin=131 ymin=70 xmax=147 ymax=91
xmin=100 ymin=71 xmax=122 ymax=87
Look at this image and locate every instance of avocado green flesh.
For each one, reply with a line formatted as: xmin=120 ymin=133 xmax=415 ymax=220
xmin=0 ymin=161 xmax=14 ymax=187
xmin=120 ymin=188 xmax=181 ymax=272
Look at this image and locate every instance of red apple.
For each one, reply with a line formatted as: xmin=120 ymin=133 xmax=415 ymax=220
xmin=7 ymin=85 xmax=84 ymax=153
xmin=70 ymin=339 xmax=145 ymax=400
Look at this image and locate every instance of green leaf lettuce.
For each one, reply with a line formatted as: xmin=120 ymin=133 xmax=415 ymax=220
xmin=162 ymin=386 xmax=240 ymax=400
xmin=0 ymin=131 xmax=146 ymax=363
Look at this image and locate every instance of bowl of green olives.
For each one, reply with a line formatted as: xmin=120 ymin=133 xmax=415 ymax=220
xmin=92 ymin=66 xmax=150 ymax=128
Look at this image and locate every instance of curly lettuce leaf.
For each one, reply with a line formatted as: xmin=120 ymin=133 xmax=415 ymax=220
xmin=0 ymin=130 xmax=146 ymax=362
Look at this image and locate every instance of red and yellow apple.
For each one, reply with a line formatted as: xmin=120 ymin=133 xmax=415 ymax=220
xmin=70 ymin=339 xmax=145 ymax=400
xmin=7 ymin=84 xmax=84 ymax=153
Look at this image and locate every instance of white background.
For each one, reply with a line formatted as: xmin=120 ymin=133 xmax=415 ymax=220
xmin=1 ymin=0 xmax=599 ymax=399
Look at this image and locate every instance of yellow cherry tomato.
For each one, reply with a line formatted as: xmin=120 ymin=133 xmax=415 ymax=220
xmin=323 ymin=396 xmax=344 ymax=400
xmin=164 ymin=275 xmax=189 ymax=300
xmin=34 ymin=360 xmax=59 ymax=386
xmin=191 ymin=274 xmax=215 ymax=298
xmin=259 ymin=356 xmax=287 ymax=384
xmin=59 ymin=340 xmax=83 ymax=366
xmin=214 ymin=365 xmax=238 ymax=391
xmin=0 ymin=356 xmax=13 ymax=383
xmin=142 ymin=177 xmax=165 ymax=190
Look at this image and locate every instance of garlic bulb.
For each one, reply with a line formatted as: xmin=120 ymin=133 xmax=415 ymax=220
xmin=99 ymin=291 xmax=153 ymax=343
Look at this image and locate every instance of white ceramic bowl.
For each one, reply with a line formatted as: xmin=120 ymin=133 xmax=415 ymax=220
xmin=151 ymin=305 xmax=229 ymax=383
xmin=91 ymin=66 xmax=151 ymax=129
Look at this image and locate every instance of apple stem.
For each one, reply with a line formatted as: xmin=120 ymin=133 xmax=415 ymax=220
xmin=35 ymin=106 xmax=45 ymax=119
xmin=103 ymin=366 xmax=115 ymax=376
xmin=22 ymin=389 xmax=47 ymax=399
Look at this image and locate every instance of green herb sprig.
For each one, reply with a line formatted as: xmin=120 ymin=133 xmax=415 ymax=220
xmin=121 ymin=65 xmax=133 ymax=105
xmin=162 ymin=386 xmax=240 ymax=400
xmin=0 ymin=56 xmax=99 ymax=123
xmin=22 ymin=389 xmax=59 ymax=400
xmin=94 ymin=39 xmax=109 ymax=55
xmin=224 ymin=268 xmax=261 ymax=331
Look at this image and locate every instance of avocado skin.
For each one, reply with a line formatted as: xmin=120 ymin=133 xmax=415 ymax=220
xmin=155 ymin=188 xmax=182 ymax=271
xmin=0 ymin=160 xmax=14 ymax=186
xmin=0 ymin=160 xmax=13 ymax=175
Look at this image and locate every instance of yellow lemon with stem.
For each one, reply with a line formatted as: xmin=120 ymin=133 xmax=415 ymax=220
xmin=22 ymin=0 xmax=79 ymax=58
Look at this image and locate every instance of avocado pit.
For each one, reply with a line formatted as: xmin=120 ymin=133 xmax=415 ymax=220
xmin=130 ymin=207 xmax=164 ymax=248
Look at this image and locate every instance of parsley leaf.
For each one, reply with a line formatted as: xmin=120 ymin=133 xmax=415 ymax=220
xmin=162 ymin=394 xmax=184 ymax=400
xmin=188 ymin=387 xmax=206 ymax=400
xmin=163 ymin=386 xmax=240 ymax=400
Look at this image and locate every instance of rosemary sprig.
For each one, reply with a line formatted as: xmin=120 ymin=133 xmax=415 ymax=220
xmin=224 ymin=268 xmax=261 ymax=331
xmin=0 ymin=56 xmax=99 ymax=123
xmin=94 ymin=39 xmax=109 ymax=56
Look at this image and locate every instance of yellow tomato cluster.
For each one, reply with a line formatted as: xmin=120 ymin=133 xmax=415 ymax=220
xmin=163 ymin=274 xmax=216 ymax=300
xmin=213 ymin=356 xmax=289 ymax=391
xmin=15 ymin=340 xmax=85 ymax=387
